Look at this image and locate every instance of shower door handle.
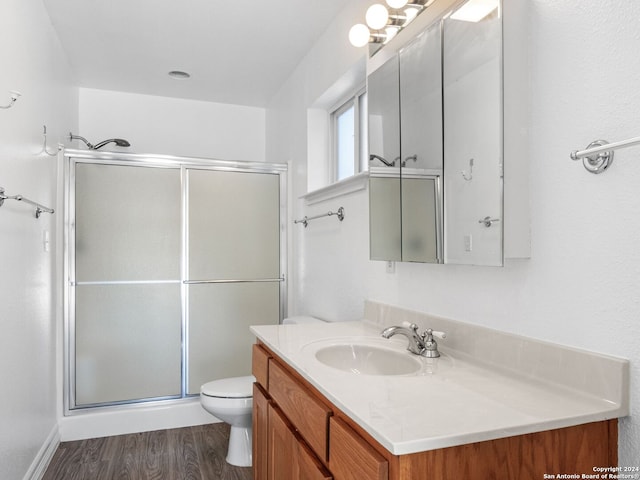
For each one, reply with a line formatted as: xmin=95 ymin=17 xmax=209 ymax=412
xmin=183 ymin=277 xmax=285 ymax=285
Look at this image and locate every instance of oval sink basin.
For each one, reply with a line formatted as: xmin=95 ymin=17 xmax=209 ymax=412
xmin=315 ymin=344 xmax=422 ymax=376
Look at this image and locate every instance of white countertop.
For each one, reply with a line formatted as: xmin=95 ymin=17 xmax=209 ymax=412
xmin=250 ymin=319 xmax=628 ymax=455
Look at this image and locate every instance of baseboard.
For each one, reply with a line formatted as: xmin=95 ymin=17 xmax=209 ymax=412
xmin=23 ymin=425 xmax=60 ymax=480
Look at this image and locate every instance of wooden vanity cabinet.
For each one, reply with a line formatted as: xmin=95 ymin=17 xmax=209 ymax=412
xmin=253 ymin=344 xmax=333 ymax=480
xmin=252 ymin=342 xmax=617 ymax=480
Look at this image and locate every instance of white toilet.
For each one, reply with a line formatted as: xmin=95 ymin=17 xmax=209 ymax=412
xmin=200 ymin=315 xmax=324 ymax=467
xmin=200 ymin=375 xmax=255 ymax=467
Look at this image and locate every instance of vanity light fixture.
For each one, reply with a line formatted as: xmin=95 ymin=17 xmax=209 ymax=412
xmin=449 ymin=0 xmax=499 ymax=22
xmin=348 ymin=0 xmax=432 ymax=48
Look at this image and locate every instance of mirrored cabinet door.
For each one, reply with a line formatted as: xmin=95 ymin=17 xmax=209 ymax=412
xmin=443 ymin=1 xmax=503 ymax=266
xmin=399 ymin=22 xmax=443 ymax=263
xmin=369 ymin=56 xmax=401 ymax=261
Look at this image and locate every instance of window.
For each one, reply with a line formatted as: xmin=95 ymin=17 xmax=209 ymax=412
xmin=331 ymin=88 xmax=367 ymax=182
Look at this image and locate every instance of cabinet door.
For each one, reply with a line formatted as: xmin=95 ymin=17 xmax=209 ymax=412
xmin=269 ymin=403 xmax=333 ymax=480
xmin=443 ymin=2 xmax=503 ymax=266
xmin=368 ymin=55 xmax=402 ymax=262
xmin=268 ymin=360 xmax=331 ymax=461
xmin=296 ymin=440 xmax=333 ymax=480
xmin=268 ymin=404 xmax=296 ymax=480
xmin=253 ymin=383 xmax=269 ymax=480
xmin=329 ymin=417 xmax=388 ymax=480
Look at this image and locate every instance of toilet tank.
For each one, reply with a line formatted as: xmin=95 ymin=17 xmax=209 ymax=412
xmin=282 ymin=316 xmax=325 ymax=325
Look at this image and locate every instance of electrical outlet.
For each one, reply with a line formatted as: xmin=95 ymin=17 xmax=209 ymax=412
xmin=386 ymin=261 xmax=395 ymax=274
xmin=43 ymin=230 xmax=50 ymax=252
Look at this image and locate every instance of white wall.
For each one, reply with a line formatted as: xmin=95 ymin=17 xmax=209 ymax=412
xmin=78 ymin=88 xmax=266 ymax=161
xmin=0 ymin=0 xmax=77 ymax=478
xmin=266 ymin=0 xmax=371 ymax=317
xmin=268 ymin=0 xmax=640 ymax=465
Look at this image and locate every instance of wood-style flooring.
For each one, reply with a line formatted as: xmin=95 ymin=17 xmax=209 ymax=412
xmin=42 ymin=423 xmax=252 ymax=480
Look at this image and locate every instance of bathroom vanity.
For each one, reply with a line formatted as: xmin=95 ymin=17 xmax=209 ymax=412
xmin=251 ymin=303 xmax=628 ymax=480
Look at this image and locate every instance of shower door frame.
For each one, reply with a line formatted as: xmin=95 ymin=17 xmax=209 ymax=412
xmin=62 ymin=149 xmax=288 ymax=414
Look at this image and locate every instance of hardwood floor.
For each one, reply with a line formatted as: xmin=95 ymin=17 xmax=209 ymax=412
xmin=43 ymin=423 xmax=252 ymax=480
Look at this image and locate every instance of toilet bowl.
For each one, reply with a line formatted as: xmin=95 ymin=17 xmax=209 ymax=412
xmin=200 ymin=315 xmax=325 ymax=467
xmin=200 ymin=375 xmax=255 ymax=467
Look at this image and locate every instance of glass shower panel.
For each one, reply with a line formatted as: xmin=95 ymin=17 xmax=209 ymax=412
xmin=67 ymin=156 xmax=286 ymax=410
xmin=74 ymin=163 xmax=181 ymax=281
xmin=75 ymin=283 xmax=182 ymax=405
xmin=188 ymin=169 xmax=280 ymax=281
xmin=73 ymin=163 xmax=182 ymax=407
xmin=187 ymin=282 xmax=280 ymax=394
xmin=187 ymin=168 xmax=281 ymax=394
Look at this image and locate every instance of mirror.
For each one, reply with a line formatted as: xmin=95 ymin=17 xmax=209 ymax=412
xmin=368 ymin=56 xmax=401 ymax=261
xmin=368 ymin=0 xmax=502 ymax=266
xmin=399 ymin=22 xmax=443 ymax=263
xmin=443 ymin=0 xmax=502 ymax=265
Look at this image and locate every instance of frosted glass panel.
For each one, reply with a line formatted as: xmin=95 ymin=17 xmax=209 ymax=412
xmin=75 ymin=163 xmax=181 ymax=281
xmin=188 ymin=283 xmax=280 ymax=394
xmin=369 ymin=174 xmax=401 ymax=261
xmin=188 ymin=169 xmax=280 ymax=280
xmin=75 ymin=284 xmax=182 ymax=405
xmin=402 ymin=177 xmax=439 ymax=263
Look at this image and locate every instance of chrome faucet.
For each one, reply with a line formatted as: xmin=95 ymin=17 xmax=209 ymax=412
xmin=381 ymin=323 xmax=446 ymax=358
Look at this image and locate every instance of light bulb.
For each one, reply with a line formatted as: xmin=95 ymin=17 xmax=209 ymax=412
xmin=404 ymin=7 xmax=419 ymax=22
xmin=349 ymin=24 xmax=371 ymax=47
xmin=365 ymin=4 xmax=389 ymax=30
xmin=450 ymin=0 xmax=499 ymax=22
xmin=384 ymin=26 xmax=399 ymax=43
xmin=386 ymin=0 xmax=408 ymax=8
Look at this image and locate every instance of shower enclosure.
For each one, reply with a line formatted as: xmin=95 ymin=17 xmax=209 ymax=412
xmin=63 ymin=150 xmax=286 ymax=410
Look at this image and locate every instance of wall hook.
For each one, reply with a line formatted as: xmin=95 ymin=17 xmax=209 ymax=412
xmin=39 ymin=125 xmax=60 ymax=157
xmin=0 ymin=91 xmax=22 ymax=109
xmin=461 ymin=158 xmax=474 ymax=181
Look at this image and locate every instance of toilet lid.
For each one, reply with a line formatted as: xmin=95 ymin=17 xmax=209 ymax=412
xmin=201 ymin=375 xmax=255 ymax=398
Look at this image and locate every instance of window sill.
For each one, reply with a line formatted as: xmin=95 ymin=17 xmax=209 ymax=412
xmin=301 ymin=172 xmax=369 ymax=205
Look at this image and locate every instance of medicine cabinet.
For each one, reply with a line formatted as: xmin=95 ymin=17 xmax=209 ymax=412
xmin=368 ymin=0 xmax=504 ymax=266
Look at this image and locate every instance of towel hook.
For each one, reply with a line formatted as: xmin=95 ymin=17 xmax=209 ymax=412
xmin=39 ymin=125 xmax=60 ymax=157
xmin=461 ymin=158 xmax=474 ymax=181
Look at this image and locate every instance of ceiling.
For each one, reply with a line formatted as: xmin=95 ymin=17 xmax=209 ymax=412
xmin=43 ymin=0 xmax=349 ymax=107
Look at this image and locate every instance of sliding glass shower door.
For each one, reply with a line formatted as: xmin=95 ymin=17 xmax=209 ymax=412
xmin=73 ymin=163 xmax=183 ymax=405
xmin=66 ymin=153 xmax=286 ymax=410
xmin=186 ymin=168 xmax=281 ymax=394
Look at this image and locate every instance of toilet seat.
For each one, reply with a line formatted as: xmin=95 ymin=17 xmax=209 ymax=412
xmin=201 ymin=375 xmax=255 ymax=398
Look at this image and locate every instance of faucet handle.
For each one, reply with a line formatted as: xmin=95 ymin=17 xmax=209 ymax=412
xmin=401 ymin=321 xmax=419 ymax=331
xmin=422 ymin=328 xmax=446 ymax=358
xmin=429 ymin=330 xmax=446 ymax=340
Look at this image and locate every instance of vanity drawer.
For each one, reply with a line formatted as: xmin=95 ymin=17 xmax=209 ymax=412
xmin=252 ymin=343 xmax=271 ymax=388
xmin=268 ymin=359 xmax=332 ymax=462
xmin=329 ymin=417 xmax=388 ymax=480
